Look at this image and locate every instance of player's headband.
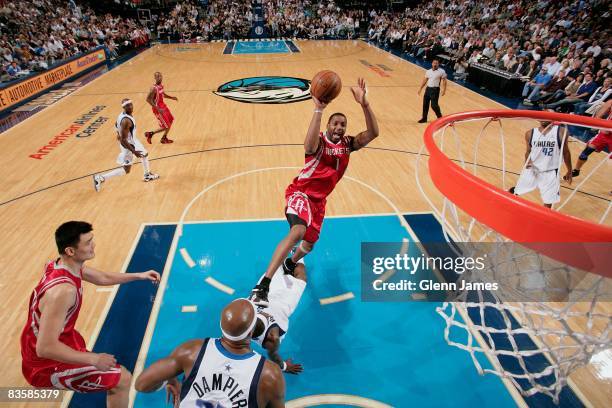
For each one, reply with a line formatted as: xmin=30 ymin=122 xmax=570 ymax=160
xmin=121 ymin=99 xmax=133 ymax=107
xmin=220 ymin=299 xmax=257 ymax=341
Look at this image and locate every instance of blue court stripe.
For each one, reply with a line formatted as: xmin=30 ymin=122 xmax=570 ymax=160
xmin=223 ymin=41 xmax=235 ymax=54
xmin=285 ymin=40 xmax=300 ymax=53
xmin=405 ymin=213 xmax=583 ymax=407
xmin=69 ymin=224 xmax=176 ymax=408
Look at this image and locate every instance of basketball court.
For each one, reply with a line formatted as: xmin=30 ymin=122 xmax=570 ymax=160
xmin=0 ymin=40 xmax=610 ymax=407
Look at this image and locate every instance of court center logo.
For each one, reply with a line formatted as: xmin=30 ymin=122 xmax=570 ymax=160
xmin=214 ymin=76 xmax=311 ymax=104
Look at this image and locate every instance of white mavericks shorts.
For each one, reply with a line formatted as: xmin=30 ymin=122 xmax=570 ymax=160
xmin=116 ymin=137 xmax=147 ymax=166
xmin=515 ymin=167 xmax=560 ymax=204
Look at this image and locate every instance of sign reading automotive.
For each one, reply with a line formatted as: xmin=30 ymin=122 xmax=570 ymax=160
xmin=0 ymin=49 xmax=106 ymax=112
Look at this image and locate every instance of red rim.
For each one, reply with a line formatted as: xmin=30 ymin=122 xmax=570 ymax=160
xmin=423 ymin=110 xmax=612 ymax=277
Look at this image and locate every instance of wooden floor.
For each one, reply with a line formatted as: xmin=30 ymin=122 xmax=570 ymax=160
xmin=0 ymin=40 xmax=609 ymax=407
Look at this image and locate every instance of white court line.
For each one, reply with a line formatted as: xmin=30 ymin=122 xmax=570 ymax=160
xmin=61 ymin=223 xmax=146 ymax=408
xmin=181 ymin=305 xmax=198 ymax=313
xmin=96 ymin=287 xmax=114 ymax=292
xmin=179 ymin=248 xmax=196 ymax=268
xmin=286 ymin=393 xmax=392 ymax=408
xmin=319 ymin=292 xmax=355 ymax=305
xmin=205 ymin=277 xmax=235 ymax=295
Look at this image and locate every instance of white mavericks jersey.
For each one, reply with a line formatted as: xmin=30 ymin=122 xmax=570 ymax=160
xmin=252 ymin=308 xmax=286 ymax=348
xmin=252 ymin=262 xmax=307 ymax=348
xmin=528 ymin=125 xmax=562 ymax=172
xmin=115 ymin=112 xmax=136 ymax=145
xmin=180 ymin=338 xmax=265 ymax=408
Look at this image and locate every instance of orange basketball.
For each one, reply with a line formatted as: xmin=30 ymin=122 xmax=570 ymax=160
xmin=310 ymin=70 xmax=342 ymax=103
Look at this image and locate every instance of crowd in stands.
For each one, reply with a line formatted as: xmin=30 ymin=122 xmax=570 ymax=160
xmin=366 ymin=0 xmax=611 ymax=116
xmin=263 ymin=0 xmax=363 ymax=39
xmin=0 ymin=0 xmax=149 ymax=83
xmin=155 ymin=1 xmax=363 ymax=41
xmin=155 ymin=1 xmax=252 ymax=42
xmin=2 ymin=0 xmax=610 ymax=117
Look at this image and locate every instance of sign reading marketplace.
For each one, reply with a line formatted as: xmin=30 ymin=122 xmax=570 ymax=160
xmin=0 ymin=48 xmax=107 ymax=112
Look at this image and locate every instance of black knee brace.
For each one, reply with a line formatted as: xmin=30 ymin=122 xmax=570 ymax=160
xmin=579 ymin=146 xmax=595 ymax=161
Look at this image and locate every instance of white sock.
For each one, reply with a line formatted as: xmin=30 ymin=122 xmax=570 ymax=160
xmin=100 ymin=168 xmax=126 ymax=180
xmin=142 ymin=156 xmax=151 ymax=175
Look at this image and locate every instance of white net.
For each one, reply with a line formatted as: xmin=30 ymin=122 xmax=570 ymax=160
xmin=415 ymin=111 xmax=612 ymax=403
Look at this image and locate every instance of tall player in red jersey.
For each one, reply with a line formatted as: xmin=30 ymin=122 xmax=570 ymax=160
xmin=250 ymin=78 xmax=379 ymax=305
xmin=145 ymin=71 xmax=178 ymax=144
xmin=21 ymin=221 xmax=160 ymax=407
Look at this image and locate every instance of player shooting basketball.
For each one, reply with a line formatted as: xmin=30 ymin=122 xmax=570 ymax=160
xmin=250 ymin=77 xmax=379 ymax=305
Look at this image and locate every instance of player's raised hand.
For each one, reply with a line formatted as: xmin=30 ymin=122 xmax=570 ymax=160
xmin=284 ymin=359 xmax=303 ymax=375
xmin=139 ymin=270 xmax=161 ymax=284
xmin=312 ymin=95 xmax=327 ymax=110
xmin=92 ymin=353 xmax=116 ymax=371
xmin=351 ymin=77 xmax=368 ymax=107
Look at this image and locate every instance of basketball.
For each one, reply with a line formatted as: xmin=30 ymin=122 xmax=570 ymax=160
xmin=310 ymin=70 xmax=342 ymax=103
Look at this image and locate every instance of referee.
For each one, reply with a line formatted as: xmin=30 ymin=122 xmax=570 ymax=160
xmin=417 ymin=58 xmax=447 ymax=123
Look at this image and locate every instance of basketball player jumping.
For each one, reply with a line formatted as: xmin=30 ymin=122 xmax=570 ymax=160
xmin=250 ymin=77 xmax=379 ymax=305
xmin=510 ymin=122 xmax=573 ymax=208
xmin=135 ymin=299 xmax=285 ymax=407
xmin=21 ymin=221 xmax=160 ymax=407
xmin=93 ymin=99 xmax=159 ymax=192
xmin=252 ymin=260 xmax=307 ymax=375
xmin=145 ymin=71 xmax=178 ymax=144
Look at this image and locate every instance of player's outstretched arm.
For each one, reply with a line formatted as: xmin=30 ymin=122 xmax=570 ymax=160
xmin=135 ymin=339 xmax=202 ymax=393
xmin=83 ymin=266 xmax=160 ymax=286
xmin=36 ymin=284 xmax=115 ymax=370
xmin=304 ymin=96 xmax=327 ymax=154
xmin=351 ymin=78 xmax=379 ymax=151
xmin=163 ymin=92 xmax=178 ymax=102
xmin=263 ymin=329 xmax=303 ymax=375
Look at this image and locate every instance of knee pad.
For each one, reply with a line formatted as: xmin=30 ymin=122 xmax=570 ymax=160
xmin=579 ymin=146 xmax=595 ymax=161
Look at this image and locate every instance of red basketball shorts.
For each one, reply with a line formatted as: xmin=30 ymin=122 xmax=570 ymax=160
xmin=23 ymin=362 xmax=122 ymax=393
xmin=153 ymin=107 xmax=174 ymax=129
xmin=589 ymin=131 xmax=612 ymax=154
xmin=285 ymin=188 xmax=326 ymax=243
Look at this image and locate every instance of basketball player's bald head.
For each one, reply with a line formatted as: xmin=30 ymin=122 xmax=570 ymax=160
xmin=154 ymin=71 xmax=162 ymax=84
xmin=220 ymin=299 xmax=256 ymax=341
xmin=121 ymin=98 xmax=133 ymax=114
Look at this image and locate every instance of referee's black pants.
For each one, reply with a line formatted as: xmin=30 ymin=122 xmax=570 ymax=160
xmin=422 ymin=86 xmax=442 ymax=120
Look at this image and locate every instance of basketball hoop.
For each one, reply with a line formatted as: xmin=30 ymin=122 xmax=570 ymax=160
xmin=416 ymin=109 xmax=612 ymax=403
